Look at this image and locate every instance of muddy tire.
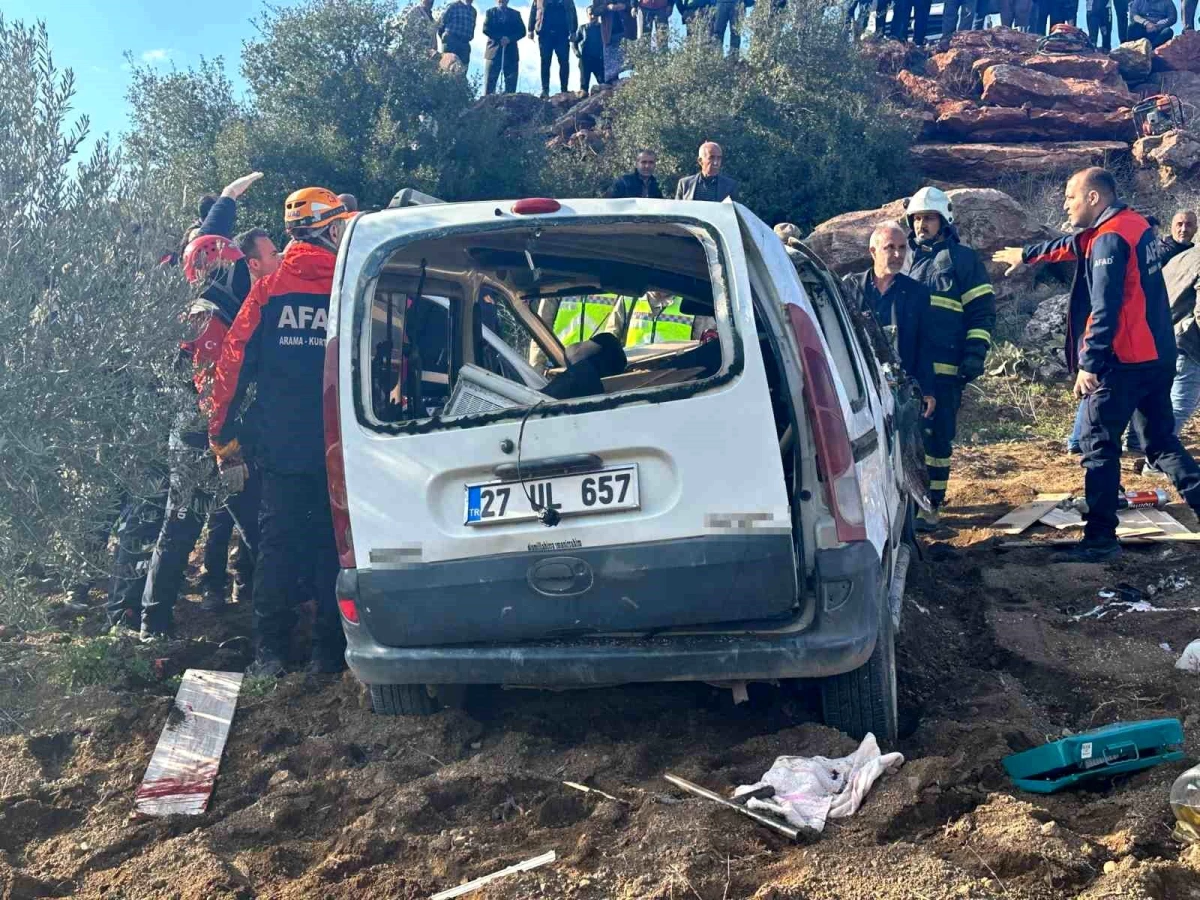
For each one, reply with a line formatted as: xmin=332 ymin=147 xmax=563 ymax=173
xmin=819 ymin=603 xmax=898 ymax=744
xmin=368 ymin=683 xmax=439 ymax=716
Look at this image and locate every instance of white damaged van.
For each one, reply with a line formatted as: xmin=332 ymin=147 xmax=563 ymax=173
xmin=324 ymin=194 xmax=917 ymax=741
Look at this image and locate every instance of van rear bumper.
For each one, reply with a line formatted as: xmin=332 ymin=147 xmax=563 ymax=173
xmin=341 ymin=540 xmax=882 ymax=686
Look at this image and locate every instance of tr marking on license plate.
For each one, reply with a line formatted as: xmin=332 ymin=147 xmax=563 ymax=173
xmin=464 ymin=465 xmax=640 ymax=526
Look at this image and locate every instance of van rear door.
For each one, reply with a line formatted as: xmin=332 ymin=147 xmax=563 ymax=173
xmin=333 ymin=199 xmax=798 ymax=646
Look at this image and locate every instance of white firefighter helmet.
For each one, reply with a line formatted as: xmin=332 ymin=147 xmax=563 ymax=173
xmin=904 ymin=186 xmax=953 ymax=226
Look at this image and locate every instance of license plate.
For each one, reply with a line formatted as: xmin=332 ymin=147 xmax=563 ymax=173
xmin=464 ymin=465 xmax=640 ymax=526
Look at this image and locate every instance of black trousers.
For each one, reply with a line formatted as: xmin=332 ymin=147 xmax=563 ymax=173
xmin=1112 ymin=0 xmax=1128 ymax=39
xmin=1087 ymin=4 xmax=1112 ymax=48
xmin=484 ymin=46 xmax=518 ymax=93
xmin=539 ymin=34 xmax=570 ymax=94
xmin=1080 ymin=363 xmax=1200 ymax=540
xmin=580 ymin=56 xmax=605 ymax=91
xmin=1127 ymin=21 xmax=1173 ymax=45
xmin=199 ymin=506 xmax=254 ymax=599
xmin=141 ymin=466 xmax=261 ymax=634
xmin=889 ymin=0 xmax=932 ymax=40
xmin=255 ymin=470 xmax=344 ymax=663
xmin=1185 ymin=0 xmax=1197 ymax=29
xmin=923 ymin=378 xmax=962 ymax=508
xmin=105 ymin=491 xmax=166 ymax=627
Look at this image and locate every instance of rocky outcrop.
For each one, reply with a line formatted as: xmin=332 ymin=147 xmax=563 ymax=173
xmin=1111 ymin=39 xmax=1153 ymax=82
xmin=1019 ymin=293 xmax=1071 ymax=380
xmin=860 ymin=39 xmax=929 ymax=75
xmin=895 ymin=70 xmax=956 ymax=108
xmin=1161 ymin=71 xmax=1200 ymax=119
xmin=933 ymin=101 xmax=1132 ymax=142
xmin=473 ymin=91 xmax=557 ymax=133
xmin=1133 ymin=129 xmax=1200 ymax=188
xmin=802 ymin=187 xmax=1052 ymax=298
xmin=926 ymin=48 xmax=981 ymax=85
xmin=948 ymin=27 xmax=1041 ymax=53
xmin=911 ymin=141 xmax=1131 ymax=183
xmin=1021 ymin=53 xmax=1126 ymax=87
xmin=1154 ymin=32 xmax=1200 ymax=72
xmin=980 ymin=65 xmax=1135 ymax=114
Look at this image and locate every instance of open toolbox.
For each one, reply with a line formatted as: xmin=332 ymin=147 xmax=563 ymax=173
xmin=1002 ymin=719 xmax=1185 ymax=794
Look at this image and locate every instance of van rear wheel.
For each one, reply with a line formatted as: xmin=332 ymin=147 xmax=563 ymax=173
xmin=368 ymin=683 xmax=439 ymax=716
xmin=819 ymin=604 xmax=898 ymax=744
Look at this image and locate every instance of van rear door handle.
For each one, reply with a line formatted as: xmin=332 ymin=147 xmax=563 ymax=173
xmin=493 ymin=454 xmax=603 ymax=481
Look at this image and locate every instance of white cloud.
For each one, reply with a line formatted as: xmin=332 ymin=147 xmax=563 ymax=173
xmin=140 ymin=48 xmax=172 ymax=64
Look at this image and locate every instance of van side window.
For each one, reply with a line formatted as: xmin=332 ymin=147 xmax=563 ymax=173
xmin=370 ymin=289 xmax=454 ymax=422
xmin=800 ymin=271 xmax=866 ymax=410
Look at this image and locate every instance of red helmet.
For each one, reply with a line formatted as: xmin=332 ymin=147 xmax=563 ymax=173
xmin=182 ymin=234 xmax=244 ymax=285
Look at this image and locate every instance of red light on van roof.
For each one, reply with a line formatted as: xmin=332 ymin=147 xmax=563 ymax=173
xmin=512 ymin=198 xmax=561 ymax=215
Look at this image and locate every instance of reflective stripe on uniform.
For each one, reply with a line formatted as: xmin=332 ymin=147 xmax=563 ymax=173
xmin=929 ymin=479 xmax=949 ymax=490
xmin=966 ymin=328 xmax=991 ymax=344
xmin=933 ymin=362 xmax=959 ymax=376
xmin=961 ymin=283 xmax=994 ymax=304
xmin=930 ymin=294 xmax=962 ymax=312
xmin=925 ymin=454 xmax=951 ymax=467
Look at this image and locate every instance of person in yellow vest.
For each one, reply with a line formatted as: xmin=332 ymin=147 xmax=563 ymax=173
xmin=552 ymin=292 xmax=693 ymax=348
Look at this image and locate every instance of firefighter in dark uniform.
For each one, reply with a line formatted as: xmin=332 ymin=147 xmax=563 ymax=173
xmin=206 ymin=187 xmax=356 ymax=677
xmin=995 ymin=167 xmax=1200 ymax=561
xmin=903 ymin=186 xmax=997 ymax=531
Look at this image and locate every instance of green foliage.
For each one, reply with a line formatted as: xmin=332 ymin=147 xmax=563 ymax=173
xmin=51 ymin=635 xmax=156 ymax=689
xmin=0 ymin=16 xmax=188 ymax=615
xmin=125 ymin=0 xmax=543 ymax=231
xmin=570 ymin=0 xmax=917 ymax=227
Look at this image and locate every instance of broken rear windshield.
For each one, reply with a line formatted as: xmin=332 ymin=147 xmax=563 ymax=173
xmin=359 ymin=220 xmax=736 ymax=429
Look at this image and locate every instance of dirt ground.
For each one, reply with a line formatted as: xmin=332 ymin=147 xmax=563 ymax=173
xmin=5 ymin=436 xmax=1200 ymax=900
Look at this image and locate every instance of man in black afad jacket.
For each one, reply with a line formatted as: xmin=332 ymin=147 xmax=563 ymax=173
xmin=843 ymin=222 xmax=937 ymax=414
xmin=606 ymin=149 xmax=663 ymax=199
xmin=903 ymin=186 xmax=996 ymax=532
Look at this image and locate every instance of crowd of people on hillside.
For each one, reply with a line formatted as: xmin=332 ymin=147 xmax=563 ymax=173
xmin=853 ymin=0 xmax=1190 ymax=50
xmin=397 ymin=0 xmax=773 ymax=97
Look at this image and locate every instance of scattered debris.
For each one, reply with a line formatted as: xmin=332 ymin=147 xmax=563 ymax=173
xmin=562 ymin=781 xmax=625 ymax=804
xmin=663 ymin=774 xmax=805 ymax=841
xmin=1176 ymin=640 xmax=1200 ymax=673
xmin=430 ymin=850 xmax=557 ymax=900
xmin=992 ymin=492 xmax=1194 ymax=542
xmin=135 ymin=670 xmax=243 ymax=817
xmin=991 ymin=493 xmax=1070 ymax=534
xmin=732 ymin=733 xmax=904 ymax=833
xmin=1147 ymin=573 xmax=1192 ymax=597
xmin=1003 ymin=719 xmax=1184 ymax=793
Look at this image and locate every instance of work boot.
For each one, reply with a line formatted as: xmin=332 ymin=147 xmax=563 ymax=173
xmin=246 ymin=651 xmax=286 ymax=680
xmin=200 ymin=588 xmax=225 ymax=612
xmin=915 ymin=507 xmax=940 ymax=533
xmin=1062 ymin=535 xmax=1122 ymax=563
xmin=540 ymin=88 xmax=550 ymax=99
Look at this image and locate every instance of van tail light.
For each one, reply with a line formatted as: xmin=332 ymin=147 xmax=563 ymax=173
xmin=323 ymin=335 xmax=356 ymax=567
xmin=785 ymin=305 xmax=868 ymax=544
xmin=337 ymin=597 xmax=360 ymax=624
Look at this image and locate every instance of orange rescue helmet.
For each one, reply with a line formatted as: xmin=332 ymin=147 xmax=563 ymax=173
xmin=283 ymin=187 xmax=356 ymax=232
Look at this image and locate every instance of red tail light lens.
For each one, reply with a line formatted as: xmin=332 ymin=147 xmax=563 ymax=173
xmin=786 ymin=305 xmax=867 ymax=544
xmin=512 ymin=198 xmax=561 ymax=215
xmin=337 ymin=597 xmax=360 ymax=624
xmin=322 ymin=335 xmax=356 ymax=567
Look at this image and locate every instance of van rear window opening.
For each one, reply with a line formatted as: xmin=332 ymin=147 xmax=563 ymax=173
xmin=361 ymin=221 xmax=734 ymax=429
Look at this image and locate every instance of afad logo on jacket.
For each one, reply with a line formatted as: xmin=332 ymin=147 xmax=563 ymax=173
xmin=277 ymin=304 xmax=328 ymax=347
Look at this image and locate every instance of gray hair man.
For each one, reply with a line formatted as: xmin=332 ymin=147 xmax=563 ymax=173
xmin=675 ymin=142 xmax=740 ymax=203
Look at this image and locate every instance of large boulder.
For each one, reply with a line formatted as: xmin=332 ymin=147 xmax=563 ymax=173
xmin=911 ymin=140 xmax=1131 ymax=184
xmin=947 ymin=27 xmax=1041 ymax=53
xmin=934 ymin=101 xmax=1133 ymax=142
xmin=802 ymin=187 xmax=1052 ymax=299
xmin=1019 ymin=293 xmax=1071 ymax=380
xmin=1132 ymin=129 xmax=1200 ymax=188
xmin=926 ymin=48 xmax=981 ymax=85
xmin=1021 ymin=53 xmax=1127 ymax=88
xmin=1154 ymin=31 xmax=1200 ymax=72
xmin=550 ymin=91 xmax=610 ymax=138
xmin=471 ymin=92 xmax=555 ymax=133
xmin=1111 ymin=39 xmax=1153 ymax=82
xmin=980 ymin=65 xmax=1135 ymax=113
xmin=860 ymin=38 xmax=929 ymax=75
xmin=895 ymin=70 xmax=956 ymax=108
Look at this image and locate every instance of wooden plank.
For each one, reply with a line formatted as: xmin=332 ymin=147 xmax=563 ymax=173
xmin=1140 ymin=508 xmax=1193 ymax=535
xmin=430 ymin=851 xmax=556 ymax=900
xmin=1038 ymin=506 xmax=1082 ymax=530
xmin=1117 ymin=509 xmax=1164 ymax=537
xmin=991 ymin=493 xmax=1072 ymax=535
xmin=1000 ymin=531 xmax=1200 ymax=549
xmin=136 ymin=669 xmax=243 ymax=817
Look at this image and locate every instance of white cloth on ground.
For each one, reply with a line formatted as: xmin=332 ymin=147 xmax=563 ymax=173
xmin=733 ymin=733 xmax=904 ymax=832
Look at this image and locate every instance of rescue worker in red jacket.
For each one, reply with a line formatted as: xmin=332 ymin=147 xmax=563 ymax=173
xmin=206 ymin=187 xmax=356 ymax=677
xmin=995 ymin=167 xmax=1200 ymax=561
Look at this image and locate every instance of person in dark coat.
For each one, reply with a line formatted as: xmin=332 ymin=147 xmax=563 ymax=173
xmin=1129 ymin=0 xmax=1177 ymax=43
xmin=571 ymin=8 xmax=607 ymax=92
xmin=995 ymin=167 xmax=1200 ymax=560
xmin=484 ymin=0 xmax=525 ymax=94
xmin=842 ymin=222 xmax=937 ymax=415
xmin=528 ymin=0 xmax=578 ymax=97
xmin=606 ymin=150 xmax=663 ymax=199
xmin=675 ymin=141 xmax=739 ymax=202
